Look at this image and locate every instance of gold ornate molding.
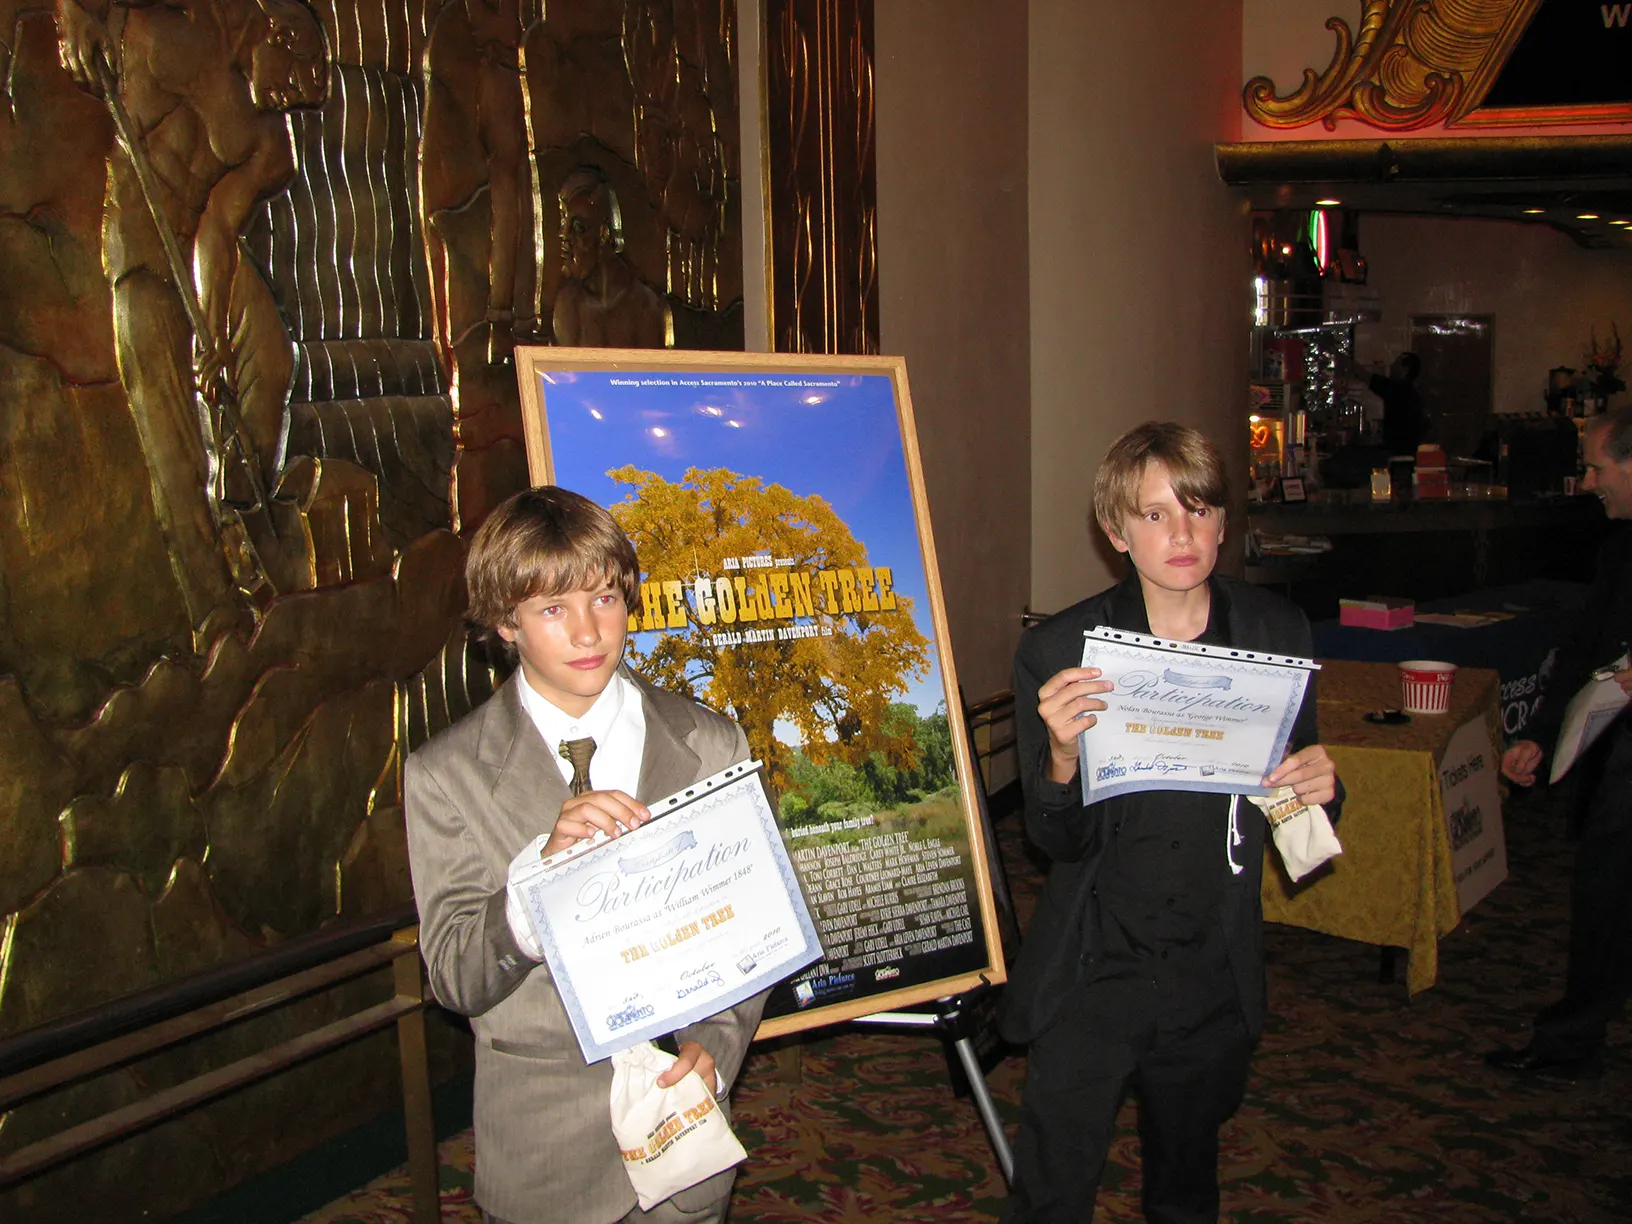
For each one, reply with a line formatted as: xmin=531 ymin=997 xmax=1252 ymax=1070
xmin=764 ymin=0 xmax=879 ymax=355
xmin=1242 ymin=0 xmax=1581 ymax=132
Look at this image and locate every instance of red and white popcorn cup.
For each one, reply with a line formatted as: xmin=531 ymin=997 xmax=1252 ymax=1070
xmin=1398 ymin=660 xmax=1457 ymax=714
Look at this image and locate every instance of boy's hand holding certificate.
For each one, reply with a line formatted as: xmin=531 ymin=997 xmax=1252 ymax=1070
xmin=509 ymin=761 xmax=822 ymax=1062
xmin=1076 ymin=627 xmax=1320 ymax=805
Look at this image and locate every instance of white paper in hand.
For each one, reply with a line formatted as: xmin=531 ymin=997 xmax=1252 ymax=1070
xmin=609 ymin=1041 xmax=746 ymax=1210
xmin=1549 ymin=654 xmax=1631 ymax=785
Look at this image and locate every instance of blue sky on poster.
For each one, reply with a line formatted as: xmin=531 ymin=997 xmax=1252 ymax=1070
xmin=538 ymin=369 xmax=946 ymax=720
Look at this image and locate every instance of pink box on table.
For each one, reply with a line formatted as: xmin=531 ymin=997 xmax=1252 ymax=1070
xmin=1339 ymin=597 xmax=1415 ymax=630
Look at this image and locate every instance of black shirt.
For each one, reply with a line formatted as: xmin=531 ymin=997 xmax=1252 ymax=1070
xmin=1000 ymin=572 xmax=1336 ymax=1046
xmin=1078 ymin=585 xmax=1240 ymax=1033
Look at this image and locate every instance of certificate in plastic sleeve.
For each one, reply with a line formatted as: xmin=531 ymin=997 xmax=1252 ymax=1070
xmin=1077 ymin=628 xmax=1320 ymax=805
xmin=510 ymin=761 xmax=823 ymax=1062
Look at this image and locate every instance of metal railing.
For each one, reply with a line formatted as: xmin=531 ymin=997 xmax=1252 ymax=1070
xmin=0 ymin=901 xmax=439 ymax=1223
xmin=964 ymin=688 xmax=1017 ymax=785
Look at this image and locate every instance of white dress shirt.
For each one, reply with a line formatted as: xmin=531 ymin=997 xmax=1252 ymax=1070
xmin=505 ymin=669 xmax=726 ymax=1082
xmin=506 ymin=669 xmax=646 ymax=959
xmin=514 ymin=666 xmax=646 ymax=796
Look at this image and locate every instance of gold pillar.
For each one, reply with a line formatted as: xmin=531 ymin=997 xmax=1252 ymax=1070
xmin=764 ymin=0 xmax=878 ymax=355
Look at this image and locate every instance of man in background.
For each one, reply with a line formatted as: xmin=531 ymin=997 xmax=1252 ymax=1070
xmin=1487 ymin=406 xmax=1632 ymax=1080
xmin=1341 ymin=350 xmax=1426 ymax=457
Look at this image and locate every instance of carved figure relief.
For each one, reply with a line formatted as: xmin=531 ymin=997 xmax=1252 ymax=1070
xmin=553 ymin=165 xmax=669 ymax=347
xmin=55 ymin=0 xmax=329 ymax=626
xmin=0 ymin=1 xmax=741 ymax=1217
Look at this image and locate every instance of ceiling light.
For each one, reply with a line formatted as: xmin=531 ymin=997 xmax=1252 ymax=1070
xmin=1522 ymin=208 xmax=1545 ymax=215
xmin=1577 ymin=213 xmax=1600 ymax=220
xmin=1315 ymin=198 xmax=1341 ymax=207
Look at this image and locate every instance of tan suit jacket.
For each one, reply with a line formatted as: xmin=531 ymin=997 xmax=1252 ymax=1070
xmin=405 ymin=669 xmax=766 ymax=1224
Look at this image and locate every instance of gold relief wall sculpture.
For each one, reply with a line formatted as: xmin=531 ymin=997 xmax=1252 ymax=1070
xmin=764 ymin=0 xmax=877 ymax=355
xmin=0 ymin=0 xmax=740 ymax=1216
xmin=1242 ymin=0 xmax=1628 ymax=131
xmin=422 ymin=0 xmax=743 ymax=528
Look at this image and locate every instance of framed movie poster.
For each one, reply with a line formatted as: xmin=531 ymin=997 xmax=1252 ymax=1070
xmin=514 ymin=348 xmax=1006 ymax=1037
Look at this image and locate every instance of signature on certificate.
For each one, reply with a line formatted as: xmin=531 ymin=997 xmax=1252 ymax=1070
xmin=677 ymin=964 xmax=725 ymax=1000
xmin=1132 ymin=754 xmax=1190 ymax=775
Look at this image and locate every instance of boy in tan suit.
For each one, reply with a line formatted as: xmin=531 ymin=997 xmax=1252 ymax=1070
xmin=406 ymin=487 xmax=765 ymax=1224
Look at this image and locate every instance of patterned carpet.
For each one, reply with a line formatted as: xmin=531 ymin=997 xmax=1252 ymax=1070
xmin=301 ymin=783 xmax=1631 ymax=1223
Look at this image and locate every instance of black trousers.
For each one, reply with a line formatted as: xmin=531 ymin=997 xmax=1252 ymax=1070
xmin=1532 ymin=729 xmax=1632 ymax=1059
xmin=1002 ymin=986 xmax=1252 ymax=1224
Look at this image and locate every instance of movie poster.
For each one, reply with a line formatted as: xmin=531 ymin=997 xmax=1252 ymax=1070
xmin=515 ymin=349 xmax=1005 ymax=1034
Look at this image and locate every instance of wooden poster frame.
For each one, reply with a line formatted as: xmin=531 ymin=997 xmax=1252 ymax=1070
xmin=513 ymin=347 xmax=1006 ymax=1039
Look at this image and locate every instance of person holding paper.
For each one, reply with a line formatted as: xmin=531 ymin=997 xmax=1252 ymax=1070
xmin=1486 ymin=407 xmax=1632 ymax=1082
xmin=1000 ymin=422 xmax=1341 ymax=1224
xmin=404 ymin=487 xmax=766 ymax=1224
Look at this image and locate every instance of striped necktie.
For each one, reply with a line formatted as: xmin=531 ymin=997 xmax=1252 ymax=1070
xmin=558 ymin=736 xmax=597 ymax=796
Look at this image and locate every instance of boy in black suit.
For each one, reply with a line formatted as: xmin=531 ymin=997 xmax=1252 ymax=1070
xmin=1000 ymin=422 xmax=1341 ymax=1224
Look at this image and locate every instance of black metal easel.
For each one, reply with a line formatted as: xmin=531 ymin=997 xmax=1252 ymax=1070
xmin=847 ymin=690 xmax=1022 ymax=1185
xmin=850 ymin=980 xmax=1014 ymax=1184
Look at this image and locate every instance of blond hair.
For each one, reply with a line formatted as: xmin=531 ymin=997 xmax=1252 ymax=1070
xmin=465 ymin=487 xmax=639 ymax=645
xmin=1093 ymin=421 xmax=1228 ymax=538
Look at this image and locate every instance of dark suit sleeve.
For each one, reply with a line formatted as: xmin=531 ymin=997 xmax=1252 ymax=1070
xmin=405 ymin=752 xmax=539 ymax=1018
xmin=1015 ymin=628 xmax=1106 ymax=862
xmin=1524 ymin=537 xmax=1627 ymax=764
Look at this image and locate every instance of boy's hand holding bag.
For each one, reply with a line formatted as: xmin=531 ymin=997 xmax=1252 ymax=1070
xmin=1250 ymin=786 xmax=1341 ymax=881
xmin=609 ymin=1040 xmax=747 ymax=1210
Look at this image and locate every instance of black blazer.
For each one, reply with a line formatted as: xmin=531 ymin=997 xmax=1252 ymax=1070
xmin=1527 ymin=523 xmax=1632 ymax=764
xmin=999 ymin=573 xmax=1341 ymax=1046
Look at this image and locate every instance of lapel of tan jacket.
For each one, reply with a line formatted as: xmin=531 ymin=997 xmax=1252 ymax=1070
xmin=631 ymin=671 xmax=703 ymax=803
xmin=481 ymin=675 xmax=570 ymax=842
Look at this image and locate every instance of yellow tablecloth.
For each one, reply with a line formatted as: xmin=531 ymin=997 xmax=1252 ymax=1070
xmin=1261 ymin=659 xmax=1503 ymax=994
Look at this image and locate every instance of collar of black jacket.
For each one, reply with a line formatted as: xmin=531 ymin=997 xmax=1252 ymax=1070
xmin=1104 ymin=572 xmax=1232 ymax=643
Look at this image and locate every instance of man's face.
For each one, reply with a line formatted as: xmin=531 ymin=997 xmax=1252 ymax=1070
xmin=1582 ymin=426 xmax=1632 ymax=520
xmin=497 ymin=581 xmax=629 ymax=717
xmin=1106 ymin=462 xmax=1224 ymax=597
xmin=560 ymin=193 xmax=608 ymax=281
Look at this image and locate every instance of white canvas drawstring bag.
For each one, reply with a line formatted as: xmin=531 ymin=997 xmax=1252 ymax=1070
xmin=1249 ymin=786 xmax=1342 ymax=881
xmin=608 ymin=1041 xmax=747 ymax=1210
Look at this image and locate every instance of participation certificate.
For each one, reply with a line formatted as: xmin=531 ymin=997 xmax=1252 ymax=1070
xmin=511 ymin=761 xmax=823 ymax=1062
xmin=1077 ymin=628 xmax=1320 ymax=805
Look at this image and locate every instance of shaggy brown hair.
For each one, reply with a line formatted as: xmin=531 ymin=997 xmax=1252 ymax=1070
xmin=1093 ymin=421 xmax=1228 ymax=539
xmin=464 ymin=487 xmax=639 ymax=646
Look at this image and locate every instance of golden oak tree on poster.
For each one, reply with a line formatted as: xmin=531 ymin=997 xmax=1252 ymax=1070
xmin=608 ymin=466 xmax=931 ymax=790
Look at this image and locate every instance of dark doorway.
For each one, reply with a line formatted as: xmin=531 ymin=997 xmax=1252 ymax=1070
xmin=1410 ymin=315 xmax=1494 ymax=459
